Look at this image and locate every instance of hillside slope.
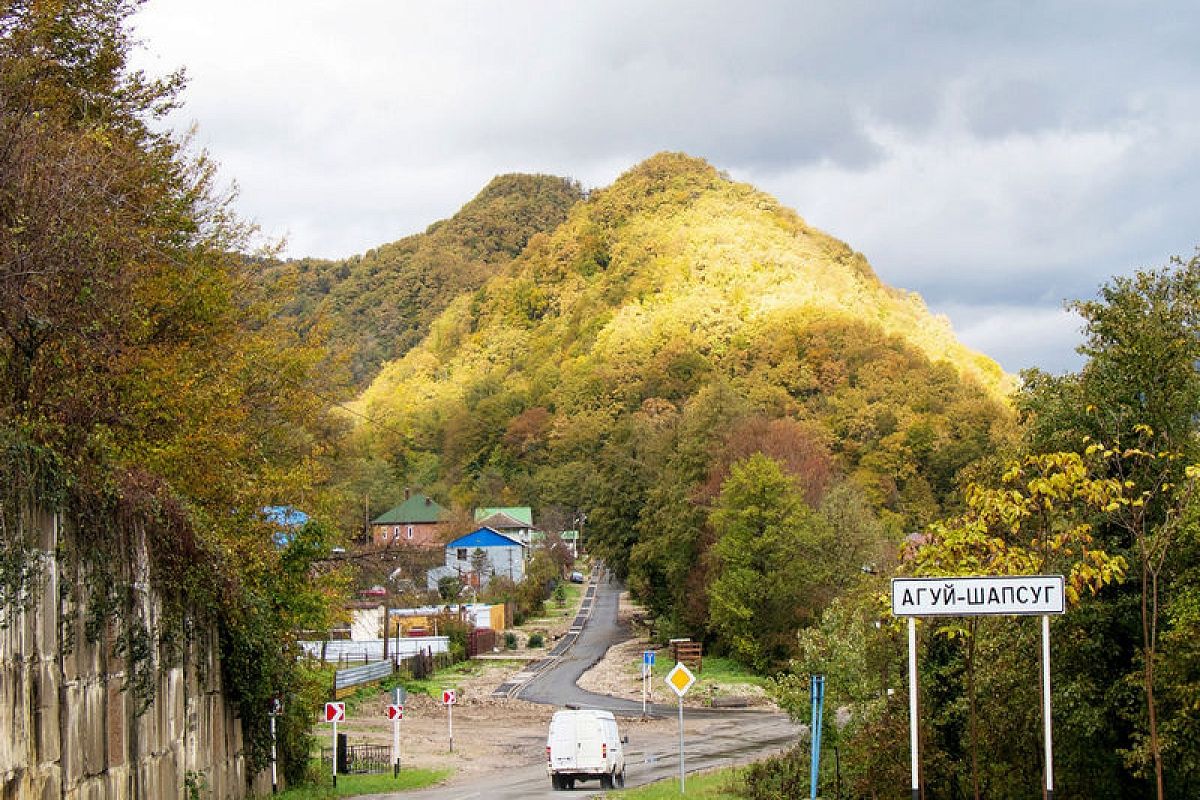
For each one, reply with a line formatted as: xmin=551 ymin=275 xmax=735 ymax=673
xmin=356 ymin=152 xmax=1015 ymax=576
xmin=255 ymin=173 xmax=583 ymax=383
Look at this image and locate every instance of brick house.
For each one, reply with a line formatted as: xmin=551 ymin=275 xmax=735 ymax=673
xmin=370 ymin=492 xmax=446 ymax=548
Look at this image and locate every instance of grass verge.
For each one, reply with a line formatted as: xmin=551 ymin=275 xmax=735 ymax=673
xmin=641 ymin=655 xmax=769 ymax=703
xmin=252 ymin=767 xmax=450 ymax=799
xmin=402 ymin=657 xmax=522 ymax=700
xmin=603 ymin=766 xmax=746 ymax=799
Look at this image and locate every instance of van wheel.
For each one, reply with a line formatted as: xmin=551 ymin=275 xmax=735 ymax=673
xmin=616 ymin=768 xmax=625 ymax=788
xmin=550 ymin=774 xmax=561 ymax=790
xmin=600 ymin=772 xmax=613 ymax=789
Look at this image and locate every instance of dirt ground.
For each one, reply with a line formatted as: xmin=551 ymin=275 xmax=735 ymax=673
xmin=344 ymin=663 xmax=695 ymax=780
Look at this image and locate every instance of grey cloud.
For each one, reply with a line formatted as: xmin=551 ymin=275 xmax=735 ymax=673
xmin=131 ymin=0 xmax=1200 ymax=373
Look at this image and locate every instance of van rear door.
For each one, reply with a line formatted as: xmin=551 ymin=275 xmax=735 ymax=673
xmin=549 ymin=713 xmax=578 ymax=770
xmin=575 ymin=715 xmax=605 ymax=770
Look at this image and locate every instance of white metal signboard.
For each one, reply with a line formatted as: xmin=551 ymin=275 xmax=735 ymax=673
xmin=892 ymin=575 xmax=1065 ymax=617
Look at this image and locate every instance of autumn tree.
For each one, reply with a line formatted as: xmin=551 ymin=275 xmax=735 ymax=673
xmin=1 ymin=1 xmax=341 ymax=780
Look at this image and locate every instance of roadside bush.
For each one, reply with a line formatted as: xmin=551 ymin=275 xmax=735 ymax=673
xmin=504 ymin=632 xmax=518 ymax=650
xmin=527 ymin=632 xmax=544 ymax=648
xmin=431 ymin=612 xmax=470 ymax=664
xmin=741 ymin=743 xmax=808 ymax=799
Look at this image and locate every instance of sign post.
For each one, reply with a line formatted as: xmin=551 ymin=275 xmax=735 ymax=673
xmin=891 ymin=575 xmax=1065 ymax=800
xmin=442 ymin=689 xmax=457 ymax=753
xmin=392 ymin=686 xmax=407 ymax=776
xmin=324 ymin=702 xmax=345 ymax=787
xmin=809 ymin=674 xmax=825 ymax=800
xmin=665 ymin=662 xmax=696 ymax=794
xmin=642 ymin=650 xmax=656 ymax=717
xmin=386 ymin=704 xmax=404 ymax=776
xmin=269 ymin=698 xmax=283 ymax=794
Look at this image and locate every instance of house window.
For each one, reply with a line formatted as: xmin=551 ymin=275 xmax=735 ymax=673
xmin=407 ymin=525 xmax=414 ymax=540
xmin=393 ymin=525 xmax=401 ymax=539
xmin=457 ymin=548 xmax=468 ymax=561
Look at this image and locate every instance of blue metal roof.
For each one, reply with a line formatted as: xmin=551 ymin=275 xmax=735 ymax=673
xmin=262 ymin=506 xmax=309 ymax=548
xmin=446 ymin=527 xmax=525 ymax=549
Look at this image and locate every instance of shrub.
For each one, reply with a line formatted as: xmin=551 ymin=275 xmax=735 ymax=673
xmin=527 ymin=632 xmax=544 ymax=648
xmin=504 ymin=632 xmax=518 ymax=650
xmin=741 ymin=743 xmax=808 ymax=799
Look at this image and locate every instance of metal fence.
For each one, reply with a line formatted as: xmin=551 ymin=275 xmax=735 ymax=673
xmin=334 ymin=660 xmax=394 ymax=695
xmin=320 ymin=743 xmax=394 ymax=775
xmin=298 ymin=635 xmax=450 ymax=663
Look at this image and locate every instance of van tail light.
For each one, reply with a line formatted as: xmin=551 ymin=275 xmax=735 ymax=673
xmin=546 ymin=746 xmax=551 ymax=763
xmin=602 ymin=743 xmax=608 ymax=759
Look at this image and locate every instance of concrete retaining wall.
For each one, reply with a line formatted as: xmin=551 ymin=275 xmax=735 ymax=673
xmin=0 ymin=507 xmax=266 ymax=799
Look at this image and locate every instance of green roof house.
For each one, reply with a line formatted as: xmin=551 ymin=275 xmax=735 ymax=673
xmin=474 ymin=506 xmax=536 ymax=546
xmin=371 ymin=491 xmax=446 ymax=548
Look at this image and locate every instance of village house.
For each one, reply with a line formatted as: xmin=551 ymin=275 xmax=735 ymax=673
xmin=429 ymin=526 xmax=527 ymax=589
xmin=473 ymin=505 xmax=538 ymax=546
xmin=370 ymin=490 xmax=447 ymax=547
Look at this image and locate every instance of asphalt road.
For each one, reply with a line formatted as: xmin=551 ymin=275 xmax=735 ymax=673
xmin=360 ymin=569 xmax=801 ymax=799
xmin=517 ymin=568 xmax=672 ymax=715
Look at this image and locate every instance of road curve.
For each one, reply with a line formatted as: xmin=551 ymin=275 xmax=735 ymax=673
xmin=357 ymin=566 xmax=801 ymax=799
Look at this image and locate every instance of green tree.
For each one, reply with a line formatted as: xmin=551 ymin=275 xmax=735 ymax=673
xmin=909 ymin=450 xmax=1128 ymax=799
xmin=707 ymin=453 xmax=834 ymax=671
xmin=1018 ymin=254 xmax=1200 ymax=798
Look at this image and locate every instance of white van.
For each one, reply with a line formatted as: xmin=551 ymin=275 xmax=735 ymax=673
xmin=546 ymin=709 xmax=627 ymax=790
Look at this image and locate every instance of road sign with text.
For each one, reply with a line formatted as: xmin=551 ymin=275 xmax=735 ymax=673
xmin=892 ymin=575 xmax=1065 ymax=617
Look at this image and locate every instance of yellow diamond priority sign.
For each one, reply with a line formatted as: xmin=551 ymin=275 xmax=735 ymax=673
xmin=665 ymin=662 xmax=696 ymax=697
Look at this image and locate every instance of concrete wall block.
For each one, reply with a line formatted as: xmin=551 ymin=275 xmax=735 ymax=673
xmin=77 ymin=680 xmax=108 ymax=777
xmin=37 ymin=767 xmax=62 ymax=800
xmin=35 ymin=659 xmax=61 ymax=763
xmin=35 ymin=558 xmax=59 ymax=655
xmin=3 ymin=506 xmax=262 ymax=800
xmin=3 ymin=664 xmax=31 ymax=771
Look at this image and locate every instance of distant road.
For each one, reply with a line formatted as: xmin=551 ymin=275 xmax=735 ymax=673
xmin=359 ymin=568 xmax=801 ymax=799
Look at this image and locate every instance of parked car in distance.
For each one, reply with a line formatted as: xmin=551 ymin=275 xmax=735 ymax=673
xmin=546 ymin=709 xmax=626 ymax=790
xmin=569 ymin=571 xmax=584 ymax=583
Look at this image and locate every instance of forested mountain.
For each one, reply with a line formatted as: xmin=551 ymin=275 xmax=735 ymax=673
xmin=252 ymin=174 xmax=583 ymax=384
xmin=352 ymin=152 xmax=1017 ymax=648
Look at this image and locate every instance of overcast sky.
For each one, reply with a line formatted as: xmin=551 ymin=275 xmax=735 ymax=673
xmin=130 ymin=1 xmax=1200 ymax=376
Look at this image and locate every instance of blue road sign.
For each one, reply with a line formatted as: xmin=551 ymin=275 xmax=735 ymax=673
xmin=644 ymin=650 xmax=656 ymax=666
